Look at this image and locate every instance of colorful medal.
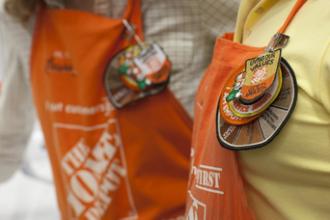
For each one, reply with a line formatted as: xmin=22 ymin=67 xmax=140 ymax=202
xmin=228 ymin=67 xmax=283 ymax=118
xmin=104 ymin=20 xmax=171 ymax=108
xmin=220 ymin=69 xmax=260 ymax=125
xmin=216 ymin=59 xmax=297 ymax=150
xmin=240 ymin=49 xmax=281 ymax=104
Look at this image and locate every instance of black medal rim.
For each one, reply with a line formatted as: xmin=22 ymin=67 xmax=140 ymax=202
xmin=103 ymin=44 xmax=171 ymax=109
xmin=216 ymin=58 xmax=298 ymax=151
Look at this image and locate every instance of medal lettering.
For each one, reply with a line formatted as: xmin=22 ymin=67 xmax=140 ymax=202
xmin=245 ymin=83 xmax=267 ymax=99
xmin=249 ymin=53 xmax=275 ymax=72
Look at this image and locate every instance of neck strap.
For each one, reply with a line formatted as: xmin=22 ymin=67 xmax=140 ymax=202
xmin=278 ymin=0 xmax=306 ymax=34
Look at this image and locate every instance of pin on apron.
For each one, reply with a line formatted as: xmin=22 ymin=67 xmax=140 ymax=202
xmin=218 ymin=59 xmax=297 ymax=150
xmin=217 ymin=1 xmax=305 ymax=150
xmin=186 ymin=1 xmax=305 ymax=219
xmin=31 ymin=1 xmax=192 ymax=219
xmin=104 ymin=19 xmax=171 ymax=108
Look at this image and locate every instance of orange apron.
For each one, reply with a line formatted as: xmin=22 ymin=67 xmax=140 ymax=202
xmin=30 ymin=1 xmax=192 ymax=219
xmin=185 ymin=1 xmax=305 ymax=219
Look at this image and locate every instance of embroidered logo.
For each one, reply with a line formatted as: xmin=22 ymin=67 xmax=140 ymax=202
xmin=46 ymin=51 xmax=77 ymax=75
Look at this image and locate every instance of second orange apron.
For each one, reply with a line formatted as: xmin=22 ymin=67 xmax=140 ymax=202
xmin=30 ymin=1 xmax=192 ymax=219
xmin=185 ymin=1 xmax=306 ymax=219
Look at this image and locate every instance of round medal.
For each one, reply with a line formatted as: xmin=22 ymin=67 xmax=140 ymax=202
xmin=216 ymin=59 xmax=297 ymax=150
xmin=104 ymin=43 xmax=171 ymax=108
xmin=228 ymin=67 xmax=283 ymax=118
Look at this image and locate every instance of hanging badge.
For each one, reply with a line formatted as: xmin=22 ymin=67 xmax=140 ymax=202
xmin=104 ymin=20 xmax=171 ymax=108
xmin=216 ymin=59 xmax=297 ymax=150
xmin=240 ymin=49 xmax=281 ymax=104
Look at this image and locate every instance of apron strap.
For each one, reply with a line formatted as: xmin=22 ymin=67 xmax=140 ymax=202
xmin=278 ymin=0 xmax=307 ymax=34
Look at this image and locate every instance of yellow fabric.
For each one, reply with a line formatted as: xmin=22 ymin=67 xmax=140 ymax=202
xmin=236 ymin=0 xmax=330 ymax=220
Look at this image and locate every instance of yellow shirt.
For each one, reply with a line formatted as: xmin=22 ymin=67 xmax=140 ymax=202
xmin=236 ymin=1 xmax=330 ymax=220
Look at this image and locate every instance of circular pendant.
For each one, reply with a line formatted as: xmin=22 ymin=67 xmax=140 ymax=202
xmin=228 ymin=67 xmax=283 ymax=118
xmin=216 ymin=59 xmax=298 ymax=150
xmin=104 ymin=43 xmax=171 ymax=108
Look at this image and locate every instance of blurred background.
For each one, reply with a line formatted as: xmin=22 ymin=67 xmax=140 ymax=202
xmin=0 ymin=123 xmax=59 ymax=220
xmin=0 ymin=1 xmax=59 ymax=219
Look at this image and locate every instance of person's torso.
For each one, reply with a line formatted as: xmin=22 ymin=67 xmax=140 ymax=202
xmin=237 ymin=1 xmax=330 ymax=219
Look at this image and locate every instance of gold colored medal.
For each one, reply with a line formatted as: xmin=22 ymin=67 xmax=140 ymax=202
xmin=240 ymin=49 xmax=281 ymax=104
xmin=228 ymin=67 xmax=283 ymax=118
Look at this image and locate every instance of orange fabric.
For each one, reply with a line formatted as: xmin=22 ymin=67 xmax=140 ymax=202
xmin=278 ymin=0 xmax=306 ymax=33
xmin=186 ymin=38 xmax=261 ymax=220
xmin=185 ymin=1 xmax=306 ymax=219
xmin=30 ymin=1 xmax=191 ymax=219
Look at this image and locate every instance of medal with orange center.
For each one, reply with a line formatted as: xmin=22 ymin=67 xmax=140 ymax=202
xmin=228 ymin=67 xmax=283 ymax=118
xmin=219 ymin=68 xmax=260 ymax=126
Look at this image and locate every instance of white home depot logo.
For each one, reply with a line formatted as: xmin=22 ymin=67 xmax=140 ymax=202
xmin=62 ymin=129 xmax=126 ymax=220
xmin=192 ymin=164 xmax=224 ymax=195
xmin=54 ymin=118 xmax=137 ymax=220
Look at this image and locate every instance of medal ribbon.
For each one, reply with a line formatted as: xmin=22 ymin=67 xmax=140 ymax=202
xmin=278 ymin=0 xmax=307 ymax=34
